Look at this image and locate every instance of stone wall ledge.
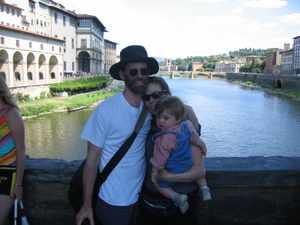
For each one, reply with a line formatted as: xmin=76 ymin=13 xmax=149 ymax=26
xmin=23 ymin=156 xmax=300 ymax=225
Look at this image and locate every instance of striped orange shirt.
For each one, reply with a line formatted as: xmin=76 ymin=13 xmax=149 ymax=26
xmin=0 ymin=116 xmax=17 ymax=166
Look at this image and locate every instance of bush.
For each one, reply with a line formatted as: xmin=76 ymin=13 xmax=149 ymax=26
xmin=40 ymin=91 xmax=47 ymax=99
xmin=49 ymin=76 xmax=111 ymax=95
xmin=244 ymin=81 xmax=253 ymax=86
xmin=15 ymin=93 xmax=30 ymax=102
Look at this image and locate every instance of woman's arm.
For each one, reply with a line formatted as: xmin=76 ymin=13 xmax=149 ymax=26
xmin=159 ymin=145 xmax=205 ymax=183
xmin=184 ymin=104 xmax=200 ymax=133
xmin=186 ymin=120 xmax=207 ymax=155
xmin=8 ymin=108 xmax=26 ymax=199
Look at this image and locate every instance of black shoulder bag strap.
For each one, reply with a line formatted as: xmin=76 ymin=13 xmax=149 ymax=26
xmin=69 ymin=105 xmax=148 ymax=213
xmin=97 ymin=105 xmax=148 ymax=186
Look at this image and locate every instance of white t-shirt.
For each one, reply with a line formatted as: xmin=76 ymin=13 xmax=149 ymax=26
xmin=81 ymin=92 xmax=151 ymax=206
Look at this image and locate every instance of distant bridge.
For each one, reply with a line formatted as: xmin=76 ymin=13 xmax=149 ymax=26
xmin=159 ymin=71 xmax=227 ymax=79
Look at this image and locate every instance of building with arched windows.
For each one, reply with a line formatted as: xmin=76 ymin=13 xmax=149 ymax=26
xmin=104 ymin=39 xmax=117 ymax=74
xmin=0 ymin=0 xmax=115 ymax=96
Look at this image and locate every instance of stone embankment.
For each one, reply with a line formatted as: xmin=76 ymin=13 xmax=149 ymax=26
xmin=23 ymin=157 xmax=300 ymax=225
xmin=226 ymin=73 xmax=300 ymax=90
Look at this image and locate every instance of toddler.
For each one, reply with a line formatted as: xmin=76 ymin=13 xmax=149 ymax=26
xmin=151 ymin=96 xmax=211 ymax=214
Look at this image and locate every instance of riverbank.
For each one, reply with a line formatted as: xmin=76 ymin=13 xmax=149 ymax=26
xmin=236 ymin=80 xmax=300 ymax=101
xmin=20 ymin=80 xmax=123 ymax=119
xmin=222 ymin=72 xmax=300 ymax=102
xmin=162 ymin=73 xmax=300 ymax=101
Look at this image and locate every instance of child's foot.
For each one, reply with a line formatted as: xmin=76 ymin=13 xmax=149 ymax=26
xmin=200 ymin=186 xmax=212 ymax=201
xmin=173 ymin=194 xmax=189 ymax=214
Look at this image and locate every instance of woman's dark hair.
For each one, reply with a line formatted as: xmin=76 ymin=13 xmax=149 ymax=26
xmin=0 ymin=77 xmax=18 ymax=109
xmin=147 ymin=76 xmax=171 ymax=95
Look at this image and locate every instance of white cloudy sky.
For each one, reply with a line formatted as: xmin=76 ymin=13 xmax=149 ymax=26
xmin=58 ymin=0 xmax=300 ymax=58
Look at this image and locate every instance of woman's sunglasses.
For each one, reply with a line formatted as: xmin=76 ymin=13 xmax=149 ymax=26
xmin=142 ymin=91 xmax=168 ymax=101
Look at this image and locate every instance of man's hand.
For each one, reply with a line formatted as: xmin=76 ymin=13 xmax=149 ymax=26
xmin=76 ymin=143 xmax=101 ymax=225
xmin=76 ymin=205 xmax=94 ymax=225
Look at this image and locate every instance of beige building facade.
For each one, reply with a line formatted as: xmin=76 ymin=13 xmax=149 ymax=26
xmin=76 ymin=15 xmax=106 ymax=75
xmin=264 ymin=49 xmax=281 ymax=75
xmin=215 ymin=61 xmax=242 ymax=73
xmin=0 ymin=0 xmax=108 ymax=94
xmin=0 ymin=0 xmax=64 ymax=93
xmin=160 ymin=58 xmax=177 ymax=72
xmin=104 ymin=39 xmax=117 ymax=74
xmin=280 ymin=49 xmax=293 ymax=74
xmin=293 ymin=36 xmax=300 ymax=74
xmin=192 ymin=62 xmax=203 ymax=72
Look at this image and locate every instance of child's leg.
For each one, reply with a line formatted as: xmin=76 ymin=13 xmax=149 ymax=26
xmin=196 ymin=156 xmax=212 ymax=201
xmin=197 ymin=178 xmax=212 ymax=201
xmin=152 ymin=167 xmax=189 ymax=213
xmin=157 ymin=186 xmax=178 ymax=199
xmin=157 ymin=186 xmax=189 ymax=214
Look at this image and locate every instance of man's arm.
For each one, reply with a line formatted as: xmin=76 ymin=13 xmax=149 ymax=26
xmin=76 ymin=142 xmax=102 ymax=225
xmin=159 ymin=145 xmax=204 ymax=183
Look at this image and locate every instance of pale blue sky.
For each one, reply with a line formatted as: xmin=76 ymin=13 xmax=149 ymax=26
xmin=59 ymin=0 xmax=300 ymax=58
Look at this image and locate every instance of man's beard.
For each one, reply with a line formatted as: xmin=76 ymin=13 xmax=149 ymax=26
xmin=125 ymin=77 xmax=146 ymax=95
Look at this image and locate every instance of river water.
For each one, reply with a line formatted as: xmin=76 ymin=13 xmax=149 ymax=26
xmin=25 ymin=77 xmax=300 ymax=160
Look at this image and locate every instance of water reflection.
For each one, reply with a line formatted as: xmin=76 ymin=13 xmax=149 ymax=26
xmin=168 ymin=78 xmax=300 ymax=157
xmin=25 ymin=110 xmax=92 ymax=160
xmin=25 ymin=77 xmax=300 ymax=160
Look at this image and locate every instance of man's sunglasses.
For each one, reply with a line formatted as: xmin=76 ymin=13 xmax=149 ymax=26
xmin=142 ymin=91 xmax=168 ymax=101
xmin=129 ymin=68 xmax=148 ymax=76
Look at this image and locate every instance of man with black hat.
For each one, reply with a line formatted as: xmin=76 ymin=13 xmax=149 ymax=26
xmin=76 ymin=45 xmax=159 ymax=225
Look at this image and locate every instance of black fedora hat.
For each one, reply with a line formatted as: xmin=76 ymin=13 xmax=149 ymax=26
xmin=109 ymin=45 xmax=159 ymax=80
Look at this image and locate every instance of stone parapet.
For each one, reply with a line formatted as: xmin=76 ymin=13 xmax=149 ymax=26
xmin=23 ymin=157 xmax=300 ymax=225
